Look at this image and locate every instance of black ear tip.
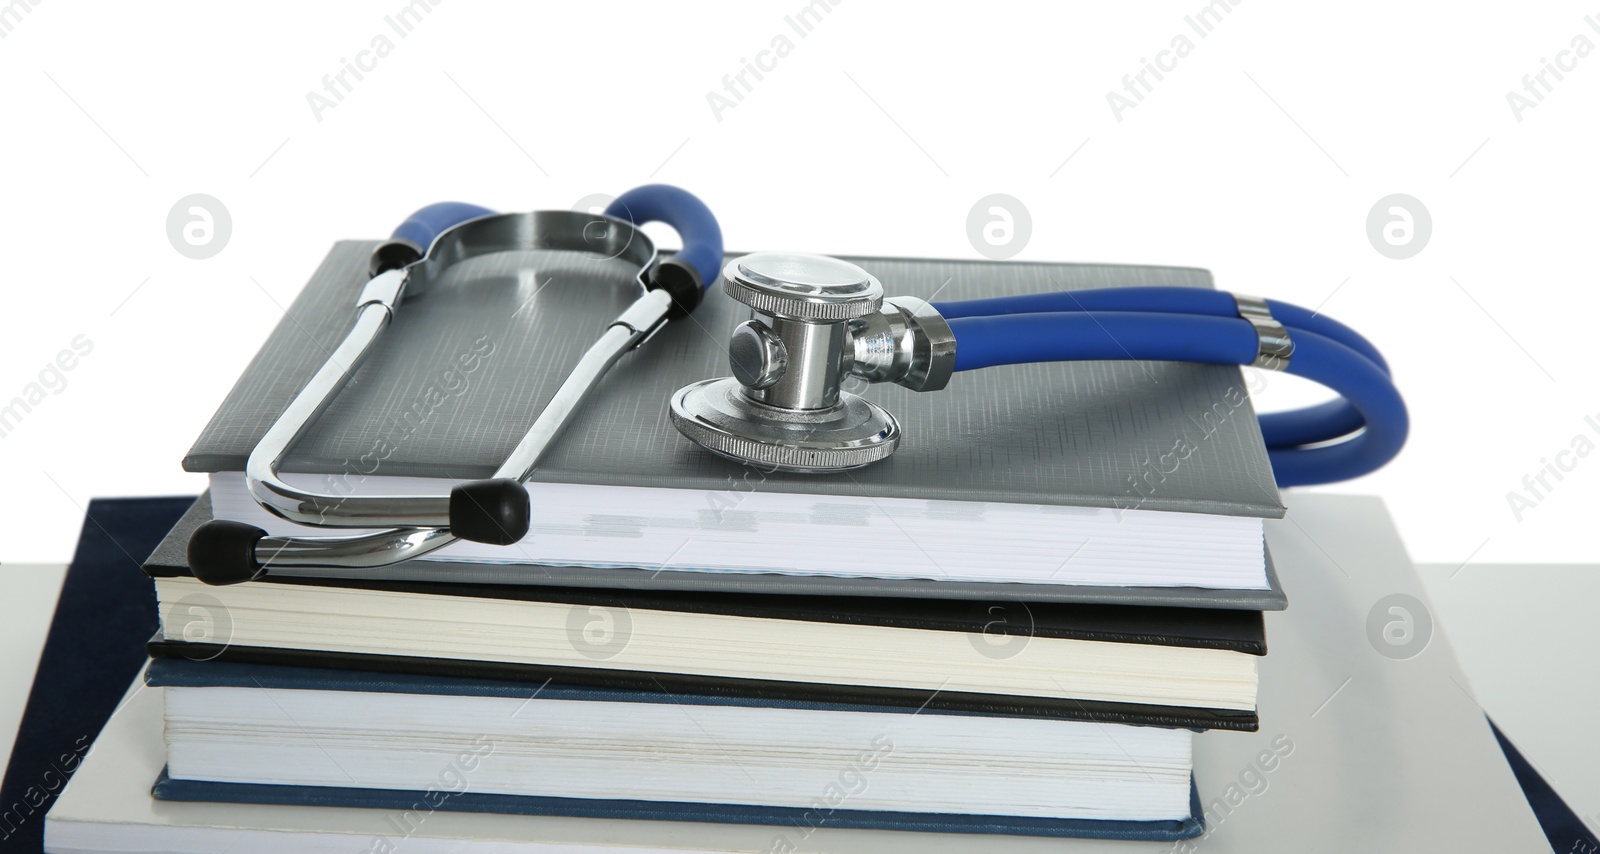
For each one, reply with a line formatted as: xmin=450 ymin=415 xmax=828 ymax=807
xmin=449 ymin=479 xmax=530 ymax=546
xmin=650 ymin=257 xmax=704 ymax=319
xmin=188 ymin=520 xmax=268 ymax=586
xmin=368 ymin=239 xmax=423 ymax=277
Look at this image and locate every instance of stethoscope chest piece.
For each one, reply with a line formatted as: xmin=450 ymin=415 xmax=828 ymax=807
xmin=669 ymin=376 xmax=901 ymax=473
xmin=670 ymin=252 xmax=953 ymax=473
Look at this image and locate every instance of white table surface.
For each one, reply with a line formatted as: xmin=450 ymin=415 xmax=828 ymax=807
xmin=1415 ymin=561 xmax=1600 ymax=838
xmin=0 ymin=563 xmax=68 ymax=772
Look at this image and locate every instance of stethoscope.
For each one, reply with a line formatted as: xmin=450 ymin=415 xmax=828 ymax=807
xmin=189 ymin=184 xmax=1406 ymax=586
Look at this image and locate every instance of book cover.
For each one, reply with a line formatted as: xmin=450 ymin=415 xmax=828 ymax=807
xmin=150 ymin=771 xmax=1205 ymax=842
xmin=183 ymin=242 xmax=1283 ymax=519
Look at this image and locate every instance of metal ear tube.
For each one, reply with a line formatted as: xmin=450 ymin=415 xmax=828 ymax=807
xmin=188 ymin=184 xmax=724 ymax=585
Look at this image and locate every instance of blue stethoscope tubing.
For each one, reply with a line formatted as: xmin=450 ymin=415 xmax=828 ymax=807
xmin=389 ymin=186 xmax=1402 ymax=489
xmin=935 ymin=290 xmax=1406 ymax=487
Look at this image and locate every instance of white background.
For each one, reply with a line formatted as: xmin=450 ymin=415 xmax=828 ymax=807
xmin=0 ymin=0 xmax=1595 ymax=566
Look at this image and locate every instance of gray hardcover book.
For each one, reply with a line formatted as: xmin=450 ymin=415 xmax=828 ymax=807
xmin=147 ymin=492 xmax=1287 ymax=609
xmin=186 ymin=242 xmax=1284 ymax=602
xmin=187 ymin=241 xmax=1282 ymax=516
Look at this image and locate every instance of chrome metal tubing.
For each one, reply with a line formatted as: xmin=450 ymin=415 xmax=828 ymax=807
xmin=245 ymin=276 xmax=461 ymax=530
xmin=242 ymin=211 xmax=656 ymax=533
xmin=257 ymin=525 xmax=460 ymax=569
xmin=496 ymin=290 xmax=671 ymax=482
xmin=746 ymin=316 xmax=848 ymax=411
xmin=254 ymin=289 xmax=674 ymax=571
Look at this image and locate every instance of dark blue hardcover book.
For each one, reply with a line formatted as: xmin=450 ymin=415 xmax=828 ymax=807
xmin=146 ymin=658 xmax=1204 ymax=841
xmin=0 ymin=496 xmax=191 ymax=854
xmin=151 ymin=771 xmax=1204 ymax=842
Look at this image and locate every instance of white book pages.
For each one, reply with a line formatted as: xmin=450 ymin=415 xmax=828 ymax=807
xmin=210 ymin=472 xmax=1269 ymax=590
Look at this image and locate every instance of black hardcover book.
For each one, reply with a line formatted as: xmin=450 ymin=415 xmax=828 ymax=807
xmin=147 ymin=505 xmax=1266 ymax=732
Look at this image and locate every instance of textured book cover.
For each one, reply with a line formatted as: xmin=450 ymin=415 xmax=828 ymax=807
xmin=184 ymin=242 xmax=1284 ymax=518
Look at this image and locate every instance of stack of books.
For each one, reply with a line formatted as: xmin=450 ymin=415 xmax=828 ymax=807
xmin=120 ymin=245 xmax=1291 ymax=846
